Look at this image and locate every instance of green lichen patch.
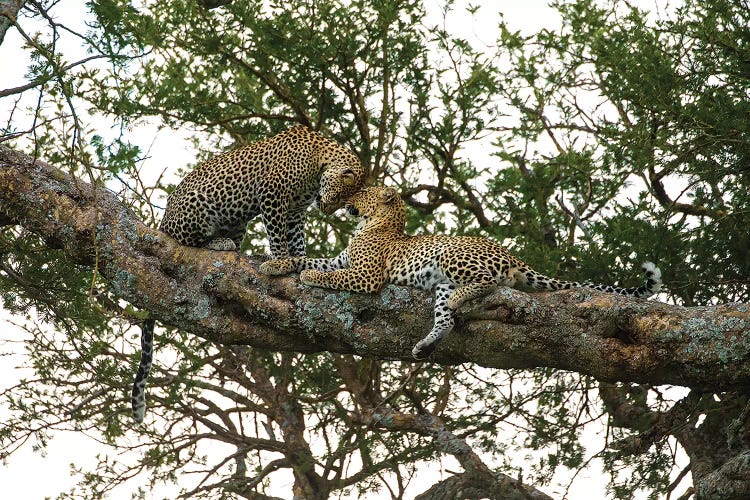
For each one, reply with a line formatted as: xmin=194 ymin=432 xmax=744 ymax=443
xmin=297 ymin=298 xmax=324 ymax=332
xmin=108 ymin=266 xmax=137 ymax=296
xmin=116 ymin=207 xmax=139 ymax=242
xmin=371 ymin=411 xmax=394 ymax=426
xmin=295 ymin=290 xmax=360 ymax=344
xmin=201 ymin=271 xmax=226 ymax=289
xmin=379 ymin=285 xmax=411 ymax=310
xmin=678 ymin=315 xmax=750 ymax=365
xmin=191 ymin=295 xmax=212 ymax=320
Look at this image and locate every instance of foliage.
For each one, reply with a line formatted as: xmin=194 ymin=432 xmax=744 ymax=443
xmin=1 ymin=0 xmax=749 ymax=498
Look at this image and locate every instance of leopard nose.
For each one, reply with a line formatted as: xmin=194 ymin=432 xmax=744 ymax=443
xmin=347 ymin=205 xmax=359 ymax=216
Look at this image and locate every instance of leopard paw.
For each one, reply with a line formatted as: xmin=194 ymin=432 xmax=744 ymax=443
xmin=259 ymin=259 xmax=296 ymax=276
xmin=300 ymin=269 xmax=323 ymax=286
xmin=205 ymin=238 xmax=237 ymax=251
xmin=412 ymin=339 xmax=437 ymax=360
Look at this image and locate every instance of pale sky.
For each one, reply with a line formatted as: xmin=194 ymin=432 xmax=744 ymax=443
xmin=0 ymin=1 xmax=688 ymax=498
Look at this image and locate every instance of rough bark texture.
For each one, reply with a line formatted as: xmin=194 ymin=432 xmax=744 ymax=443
xmin=0 ymin=0 xmax=25 ymax=46
xmin=1 ymin=145 xmax=749 ymax=391
xmin=3 ymin=146 xmax=750 ymax=498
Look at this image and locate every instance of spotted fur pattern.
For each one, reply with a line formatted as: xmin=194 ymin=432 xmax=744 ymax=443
xmin=160 ymin=125 xmax=364 ymax=255
xmin=131 ymin=126 xmax=365 ymax=423
xmin=260 ymin=186 xmax=663 ymax=360
xmin=131 ymin=318 xmax=154 ymax=423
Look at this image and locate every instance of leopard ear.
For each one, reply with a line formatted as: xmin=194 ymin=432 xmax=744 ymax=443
xmin=378 ymin=187 xmax=399 ymax=205
xmin=342 ymin=168 xmax=357 ymax=186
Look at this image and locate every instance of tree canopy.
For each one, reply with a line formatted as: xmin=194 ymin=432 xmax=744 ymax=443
xmin=1 ymin=0 xmax=749 ymax=498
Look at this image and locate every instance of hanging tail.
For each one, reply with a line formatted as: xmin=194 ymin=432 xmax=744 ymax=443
xmin=131 ymin=318 xmax=155 ymax=423
xmin=522 ymin=261 xmax=662 ymax=298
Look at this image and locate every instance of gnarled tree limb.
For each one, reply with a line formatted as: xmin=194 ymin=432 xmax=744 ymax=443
xmin=351 ymin=408 xmax=552 ymax=499
xmin=0 ymin=0 xmax=25 ymax=46
xmin=1 ymin=145 xmax=749 ymax=392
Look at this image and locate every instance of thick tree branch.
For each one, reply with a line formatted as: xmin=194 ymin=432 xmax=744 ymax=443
xmin=1 ymin=145 xmax=750 ymax=392
xmin=695 ymin=451 xmax=750 ymax=499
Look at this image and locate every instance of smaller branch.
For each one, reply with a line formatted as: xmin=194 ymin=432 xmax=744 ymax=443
xmin=0 ymin=54 xmax=112 ymax=99
xmin=556 ymin=192 xmax=592 ymax=240
xmin=65 ymin=387 xmax=110 ymax=416
xmin=353 ymin=408 xmax=552 ymax=500
xmin=231 ymin=458 xmax=289 ymax=497
xmin=601 ymin=384 xmax=704 ymax=458
xmin=647 ymin=163 xmax=727 ymax=219
xmin=225 ymin=51 xmax=312 ymax=127
xmin=666 ymin=464 xmax=692 ymax=500
xmin=675 ymin=487 xmax=695 ymax=500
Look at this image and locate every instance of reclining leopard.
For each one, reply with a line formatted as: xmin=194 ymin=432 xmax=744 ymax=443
xmin=131 ymin=126 xmax=365 ymax=423
xmin=259 ymin=186 xmax=662 ymax=360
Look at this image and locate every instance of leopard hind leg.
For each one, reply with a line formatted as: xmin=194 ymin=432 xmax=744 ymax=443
xmin=413 ymin=283 xmax=456 ymax=359
xmin=446 ymin=273 xmax=497 ymax=310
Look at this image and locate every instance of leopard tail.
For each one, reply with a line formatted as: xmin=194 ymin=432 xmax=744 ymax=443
xmin=131 ymin=318 xmax=155 ymax=423
xmin=521 ymin=261 xmax=662 ymax=298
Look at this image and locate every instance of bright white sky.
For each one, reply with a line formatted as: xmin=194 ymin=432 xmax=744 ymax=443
xmin=0 ymin=1 xmax=689 ymax=499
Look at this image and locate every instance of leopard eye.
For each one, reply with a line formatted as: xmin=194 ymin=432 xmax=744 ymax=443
xmin=342 ymin=168 xmax=354 ymax=175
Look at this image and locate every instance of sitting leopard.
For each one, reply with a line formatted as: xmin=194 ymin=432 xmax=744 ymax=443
xmin=260 ymin=186 xmax=662 ymax=360
xmin=131 ymin=126 xmax=365 ymax=423
xmin=160 ymin=125 xmax=365 ymax=254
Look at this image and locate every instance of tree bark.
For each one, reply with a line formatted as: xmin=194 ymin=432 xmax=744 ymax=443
xmin=4 ymin=146 xmax=750 ymax=499
xmin=1 ymin=145 xmax=749 ymax=392
xmin=0 ymin=0 xmax=25 ymax=46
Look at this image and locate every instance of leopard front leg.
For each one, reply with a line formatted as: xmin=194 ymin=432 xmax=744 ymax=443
xmin=286 ymin=208 xmax=307 ymax=257
xmin=259 ymin=250 xmax=350 ymax=276
xmin=259 ymin=257 xmax=300 ymax=276
xmin=300 ymin=267 xmax=385 ymax=293
xmin=413 ymin=283 xmax=456 ymax=359
xmin=260 ymin=196 xmax=291 ymax=258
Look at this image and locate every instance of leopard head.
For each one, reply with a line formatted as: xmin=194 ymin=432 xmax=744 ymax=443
xmin=344 ymin=186 xmax=406 ymax=231
xmin=316 ymin=150 xmax=365 ymax=215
